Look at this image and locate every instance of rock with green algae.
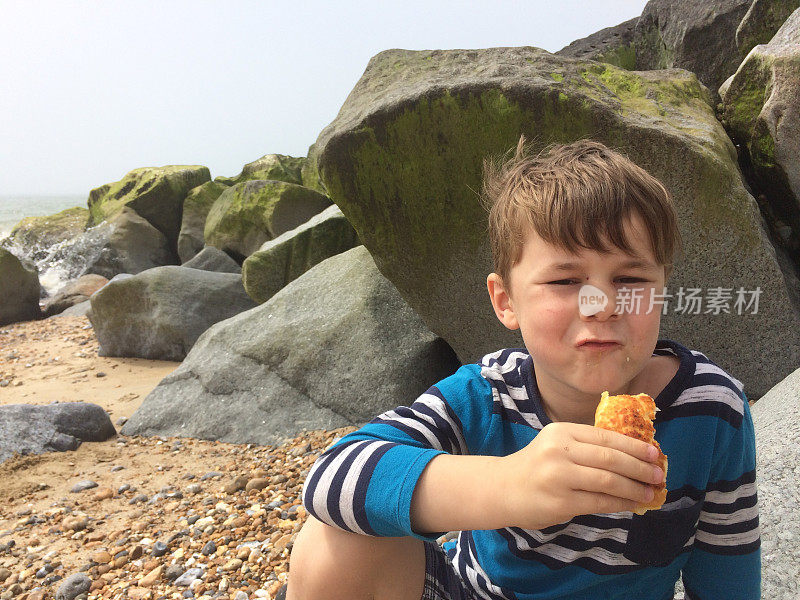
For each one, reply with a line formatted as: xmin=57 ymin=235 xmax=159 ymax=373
xmin=3 ymin=206 xmax=89 ymax=261
xmin=178 ymin=180 xmax=228 ymax=263
xmin=120 ymin=246 xmax=461 ymax=445
xmin=214 ymin=154 xmax=305 ymax=187
xmin=721 ymin=8 xmax=800 ymax=213
xmin=557 ymin=0 xmax=780 ymax=103
xmin=735 ymin=0 xmax=800 ymax=59
xmin=204 ymin=180 xmax=331 ymax=261
xmin=632 ymin=0 xmax=753 ymax=101
xmin=313 ymin=45 xmax=800 ymax=399
xmin=556 ymin=17 xmax=639 ymax=70
xmin=242 ymin=204 xmax=360 ymax=304
xmin=87 ymin=165 xmax=210 ymax=249
xmin=0 ymin=248 xmax=41 ymax=326
xmin=300 ymin=143 xmax=327 ymax=195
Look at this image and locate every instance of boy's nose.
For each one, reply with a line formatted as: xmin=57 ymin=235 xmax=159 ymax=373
xmin=578 ymin=283 xmax=620 ymax=320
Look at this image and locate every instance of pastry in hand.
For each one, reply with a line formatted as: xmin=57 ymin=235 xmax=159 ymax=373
xmin=594 ymin=391 xmax=668 ymax=515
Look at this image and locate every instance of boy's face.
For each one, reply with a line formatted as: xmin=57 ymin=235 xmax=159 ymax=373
xmin=487 ymin=213 xmax=667 ymax=416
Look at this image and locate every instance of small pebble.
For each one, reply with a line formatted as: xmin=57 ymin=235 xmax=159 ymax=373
xmin=69 ymin=481 xmax=98 ymax=493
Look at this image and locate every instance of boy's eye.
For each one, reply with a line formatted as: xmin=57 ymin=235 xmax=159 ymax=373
xmin=546 ymin=278 xmax=648 ymax=285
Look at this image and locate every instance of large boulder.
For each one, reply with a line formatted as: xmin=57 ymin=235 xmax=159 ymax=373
xmin=182 ymin=245 xmax=241 ymax=274
xmin=88 ymin=265 xmax=258 ymax=361
xmin=214 ymin=154 xmax=305 ymax=187
xmin=87 ymin=165 xmax=210 ymax=249
xmin=242 ymin=204 xmax=360 ymax=303
xmin=751 ymin=369 xmax=800 ymax=598
xmin=556 ymin=17 xmax=639 ymax=69
xmin=204 ymin=180 xmax=331 ymax=260
xmin=39 ymin=207 xmax=175 ymax=283
xmin=558 ymin=0 xmax=799 ymax=104
xmin=736 ymin=0 xmax=800 ymax=59
xmin=0 ymin=248 xmax=41 ymax=326
xmin=82 ymin=207 xmax=176 ymax=279
xmin=120 ymin=245 xmax=460 ymax=446
xmin=177 ymin=181 xmax=228 ymax=263
xmin=2 ymin=207 xmax=89 ymax=262
xmin=42 ymin=274 xmax=108 ymax=317
xmin=0 ymin=402 xmax=116 ymax=464
xmin=300 ymin=143 xmax=327 ymax=195
xmin=633 ymin=0 xmax=753 ymax=101
xmin=313 ymin=46 xmax=800 ymax=400
xmin=721 ymin=8 xmax=800 ymax=274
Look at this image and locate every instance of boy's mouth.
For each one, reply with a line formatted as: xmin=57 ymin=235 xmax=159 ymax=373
xmin=577 ymin=339 xmax=621 ymax=350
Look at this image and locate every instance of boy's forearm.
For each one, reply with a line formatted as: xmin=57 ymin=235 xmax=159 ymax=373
xmin=410 ymin=453 xmax=509 ymax=535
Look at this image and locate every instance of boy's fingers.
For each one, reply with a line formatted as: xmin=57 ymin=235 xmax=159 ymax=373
xmin=570 ymin=442 xmax=664 ymax=485
xmin=572 ymin=465 xmax=656 ymax=504
xmin=570 ymin=490 xmax=641 ymax=516
xmin=571 ymin=424 xmax=659 ymax=462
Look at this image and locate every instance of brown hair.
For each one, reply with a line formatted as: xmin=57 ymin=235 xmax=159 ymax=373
xmin=480 ymin=135 xmax=682 ymax=295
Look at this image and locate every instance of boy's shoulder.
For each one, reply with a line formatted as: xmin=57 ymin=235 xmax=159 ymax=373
xmin=655 ymin=338 xmax=749 ymax=427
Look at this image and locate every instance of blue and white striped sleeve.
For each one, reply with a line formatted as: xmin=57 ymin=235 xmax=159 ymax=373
xmin=300 ymin=363 xmax=493 ymax=542
xmin=681 ymin=393 xmax=761 ymax=599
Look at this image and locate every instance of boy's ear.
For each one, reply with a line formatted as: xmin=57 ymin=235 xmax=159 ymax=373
xmin=487 ymin=273 xmax=520 ymax=330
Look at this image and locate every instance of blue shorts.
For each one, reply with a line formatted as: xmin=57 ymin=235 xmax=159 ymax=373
xmin=421 ymin=542 xmax=480 ymax=600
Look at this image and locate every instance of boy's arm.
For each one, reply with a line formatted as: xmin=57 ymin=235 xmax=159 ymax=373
xmin=301 ymin=363 xmax=662 ymax=539
xmin=681 ymin=397 xmax=760 ymax=599
xmin=411 ymin=421 xmax=662 ymax=534
xmin=300 ymin=364 xmax=494 ymax=542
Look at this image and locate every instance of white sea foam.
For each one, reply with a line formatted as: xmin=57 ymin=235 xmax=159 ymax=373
xmin=0 ymin=194 xmax=88 ymax=295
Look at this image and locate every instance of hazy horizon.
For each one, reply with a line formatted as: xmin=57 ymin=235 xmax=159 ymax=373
xmin=1 ymin=0 xmax=648 ymax=196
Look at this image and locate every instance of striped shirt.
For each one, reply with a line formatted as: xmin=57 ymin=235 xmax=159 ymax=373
xmin=301 ymin=339 xmax=760 ymax=600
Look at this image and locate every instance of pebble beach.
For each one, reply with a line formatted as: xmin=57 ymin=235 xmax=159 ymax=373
xmin=0 ymin=316 xmax=358 ymax=600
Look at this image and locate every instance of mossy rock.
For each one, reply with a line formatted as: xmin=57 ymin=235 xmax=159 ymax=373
xmin=0 ymin=248 xmax=41 ymax=326
xmin=313 ymin=45 xmax=800 ymax=399
xmin=87 ymin=165 xmax=211 ymax=250
xmin=6 ymin=206 xmax=89 ymax=261
xmin=556 ymin=17 xmax=639 ymax=71
xmin=204 ymin=180 xmax=331 ymax=260
xmin=300 ymin=143 xmax=327 ymax=194
xmin=735 ymin=0 xmax=800 ymax=59
xmin=178 ymin=181 xmax=228 ymax=263
xmin=632 ymin=0 xmax=753 ymax=102
xmin=242 ymin=205 xmax=360 ymax=304
xmin=214 ymin=154 xmax=305 ymax=187
xmin=721 ymin=8 xmax=800 ymax=245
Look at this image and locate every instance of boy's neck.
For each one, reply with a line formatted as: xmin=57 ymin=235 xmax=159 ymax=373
xmin=535 ymin=370 xmax=637 ymax=426
xmin=539 ymin=389 xmax=604 ymax=425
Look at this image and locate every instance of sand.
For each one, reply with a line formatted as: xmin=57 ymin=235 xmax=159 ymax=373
xmin=0 ymin=315 xmax=356 ymax=600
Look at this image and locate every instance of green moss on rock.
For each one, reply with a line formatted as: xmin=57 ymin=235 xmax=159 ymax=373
xmin=178 ymin=181 xmax=229 ymax=262
xmin=8 ymin=206 xmax=89 ymax=254
xmin=215 ymin=154 xmax=305 ymax=187
xmin=87 ymin=165 xmax=210 ymax=249
xmin=595 ymin=43 xmax=637 ymax=71
xmin=241 ymin=206 xmax=360 ymax=304
xmin=320 ymin=87 xmax=600 ymax=283
xmin=204 ymin=180 xmax=331 ymax=260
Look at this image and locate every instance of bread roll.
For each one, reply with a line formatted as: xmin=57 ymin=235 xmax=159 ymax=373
xmin=594 ymin=391 xmax=667 ymax=514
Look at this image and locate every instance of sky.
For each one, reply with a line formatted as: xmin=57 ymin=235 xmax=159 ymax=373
xmin=0 ymin=0 xmax=649 ymax=196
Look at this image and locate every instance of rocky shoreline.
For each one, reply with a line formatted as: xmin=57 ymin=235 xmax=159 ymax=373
xmin=0 ymin=316 xmax=357 ymax=600
xmin=0 ymin=424 xmax=354 ymax=600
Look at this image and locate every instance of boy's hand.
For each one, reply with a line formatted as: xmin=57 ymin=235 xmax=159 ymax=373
xmin=498 ymin=422 xmax=664 ymax=530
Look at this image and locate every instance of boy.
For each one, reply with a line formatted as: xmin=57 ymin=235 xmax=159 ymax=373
xmin=286 ymin=137 xmax=760 ymax=599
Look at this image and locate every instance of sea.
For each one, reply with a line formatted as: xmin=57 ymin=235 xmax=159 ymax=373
xmin=0 ymin=194 xmax=89 ymax=295
xmin=0 ymin=194 xmax=86 ymax=241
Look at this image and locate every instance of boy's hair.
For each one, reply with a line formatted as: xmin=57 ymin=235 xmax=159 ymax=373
xmin=480 ymin=135 xmax=683 ymax=294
